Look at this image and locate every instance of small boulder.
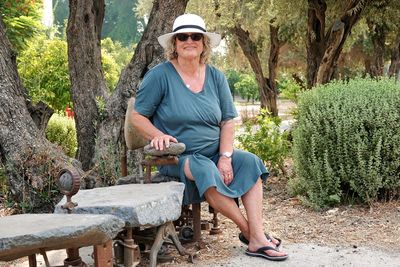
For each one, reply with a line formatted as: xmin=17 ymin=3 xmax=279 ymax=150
xmin=144 ymin=142 xmax=185 ymax=156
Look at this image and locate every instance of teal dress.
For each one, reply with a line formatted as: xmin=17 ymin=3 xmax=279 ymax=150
xmin=134 ymin=61 xmax=268 ymax=205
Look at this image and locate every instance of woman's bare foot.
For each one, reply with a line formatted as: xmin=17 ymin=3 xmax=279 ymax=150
xmin=247 ymin=236 xmax=288 ymax=260
xmin=240 ymin=232 xmax=281 ymax=249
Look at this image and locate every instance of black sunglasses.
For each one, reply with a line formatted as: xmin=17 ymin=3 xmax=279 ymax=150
xmin=175 ymin=33 xmax=203 ymax=42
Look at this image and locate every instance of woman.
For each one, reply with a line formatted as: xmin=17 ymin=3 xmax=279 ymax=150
xmin=131 ymin=13 xmax=288 ymax=261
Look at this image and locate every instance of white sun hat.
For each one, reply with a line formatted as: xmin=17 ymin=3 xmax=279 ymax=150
xmin=157 ymin=14 xmax=221 ymax=49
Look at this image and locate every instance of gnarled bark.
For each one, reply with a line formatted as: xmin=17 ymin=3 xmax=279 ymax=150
xmin=233 ymin=23 xmax=279 ymax=116
xmin=306 ymin=0 xmax=327 ymax=88
xmin=0 ymin=17 xmax=74 ymax=212
xmin=307 ymin=0 xmax=369 ymax=86
xmin=267 ymin=23 xmax=282 ymax=116
xmin=67 ymin=0 xmax=108 ymax=171
xmin=27 ymin=101 xmax=54 ymax=135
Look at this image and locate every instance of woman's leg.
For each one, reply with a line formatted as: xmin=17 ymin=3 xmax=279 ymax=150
xmin=204 ymin=187 xmax=249 ymax=233
xmin=241 ymin=178 xmax=287 ymax=257
xmin=184 ymin=159 xmax=249 ymax=234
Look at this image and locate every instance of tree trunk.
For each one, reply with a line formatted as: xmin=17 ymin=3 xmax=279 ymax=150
xmin=27 ymin=101 xmax=54 ymax=135
xmin=388 ymin=34 xmax=400 ymax=78
xmin=267 ymin=23 xmax=282 ymax=116
xmin=67 ymin=0 xmax=108 ymax=171
xmin=315 ymin=20 xmax=345 ymax=84
xmin=66 ymin=0 xmax=188 ymax=185
xmin=367 ymin=20 xmax=386 ymax=77
xmin=306 ymin=0 xmax=327 ymax=88
xmin=315 ymin=0 xmax=368 ymax=85
xmin=233 ymin=24 xmax=278 ymax=116
xmin=0 ymin=18 xmax=74 ymax=212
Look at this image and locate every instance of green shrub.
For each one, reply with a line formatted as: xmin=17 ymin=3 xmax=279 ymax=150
xmin=46 ymin=114 xmax=77 ymax=157
xmin=18 ymin=36 xmax=131 ymax=112
xmin=226 ymin=69 xmax=240 ymax=97
xmin=291 ymin=78 xmax=400 ymax=209
xmin=237 ymin=109 xmax=290 ymax=174
xmin=234 ymin=73 xmax=260 ymax=103
xmin=18 ymin=36 xmax=71 ymax=112
xmin=278 ymin=76 xmax=304 ymax=103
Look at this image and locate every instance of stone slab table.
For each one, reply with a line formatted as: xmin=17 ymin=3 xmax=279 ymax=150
xmin=0 ymin=213 xmax=124 ymax=266
xmin=54 ymin=181 xmax=188 ymax=267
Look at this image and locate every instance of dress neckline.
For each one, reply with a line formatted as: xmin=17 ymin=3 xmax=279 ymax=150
xmin=167 ymin=61 xmax=207 ymax=95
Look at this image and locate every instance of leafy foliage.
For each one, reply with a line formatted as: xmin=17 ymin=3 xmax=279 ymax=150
xmin=0 ymin=0 xmax=43 ymax=51
xmin=53 ymin=0 xmax=144 ymax=46
xmin=18 ymin=36 xmax=71 ymax=112
xmin=45 ymin=113 xmax=77 ymax=157
xmin=278 ymin=75 xmax=304 ymax=103
xmin=237 ymin=109 xmax=290 ymax=174
xmin=17 ymin=36 xmax=131 ymax=111
xmin=225 ymin=69 xmax=240 ymax=98
xmin=234 ymin=73 xmax=259 ymax=103
xmin=291 ymin=78 xmax=400 ymax=209
xmin=101 ymin=37 xmax=134 ymax=90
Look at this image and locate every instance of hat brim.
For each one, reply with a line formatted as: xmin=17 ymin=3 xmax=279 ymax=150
xmin=158 ymin=28 xmax=221 ymax=49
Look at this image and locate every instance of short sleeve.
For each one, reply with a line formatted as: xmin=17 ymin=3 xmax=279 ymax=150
xmin=134 ymin=67 xmax=164 ymax=118
xmin=217 ymin=70 xmax=238 ymax=121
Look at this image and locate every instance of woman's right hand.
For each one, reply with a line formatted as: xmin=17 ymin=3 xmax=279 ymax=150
xmin=150 ymin=134 xmax=178 ymax=151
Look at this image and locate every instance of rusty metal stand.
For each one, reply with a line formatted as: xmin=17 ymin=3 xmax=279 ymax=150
xmin=209 ymin=210 xmax=222 ymax=235
xmin=28 ymin=255 xmax=37 ymax=267
xmin=192 ymin=203 xmax=201 ymax=242
xmin=149 ymin=222 xmax=192 ymax=267
xmin=93 ymin=240 xmax=113 ymax=267
xmin=113 ymin=227 xmax=141 ymax=267
xmin=64 ymin=248 xmax=86 ymax=267
xmin=124 ymin=227 xmax=141 ymax=267
xmin=141 ymin=156 xmax=178 ymax=184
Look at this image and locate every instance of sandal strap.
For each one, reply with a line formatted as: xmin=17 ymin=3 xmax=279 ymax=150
xmin=254 ymin=246 xmax=278 ymax=253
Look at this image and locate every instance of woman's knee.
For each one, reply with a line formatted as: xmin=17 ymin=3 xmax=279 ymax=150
xmin=204 ymin=187 xmax=218 ymax=202
xmin=183 ymin=158 xmax=195 ymax=181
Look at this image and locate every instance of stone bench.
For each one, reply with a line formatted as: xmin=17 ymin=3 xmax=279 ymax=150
xmin=0 ymin=213 xmax=124 ymax=266
xmin=54 ymin=182 xmax=188 ymax=266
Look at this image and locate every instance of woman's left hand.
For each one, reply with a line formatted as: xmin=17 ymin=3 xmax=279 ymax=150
xmin=218 ymin=157 xmax=233 ymax=185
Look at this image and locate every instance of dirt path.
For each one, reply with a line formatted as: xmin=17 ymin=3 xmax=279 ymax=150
xmin=234 ymin=98 xmax=297 ymax=124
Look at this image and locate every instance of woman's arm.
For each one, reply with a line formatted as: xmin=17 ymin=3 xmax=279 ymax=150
xmin=218 ymin=119 xmax=235 ymax=185
xmin=219 ymin=119 xmax=235 ymax=155
xmin=131 ymin=108 xmax=177 ymax=150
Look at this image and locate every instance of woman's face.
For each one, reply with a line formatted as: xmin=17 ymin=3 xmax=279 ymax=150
xmin=175 ymin=32 xmax=204 ymax=60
